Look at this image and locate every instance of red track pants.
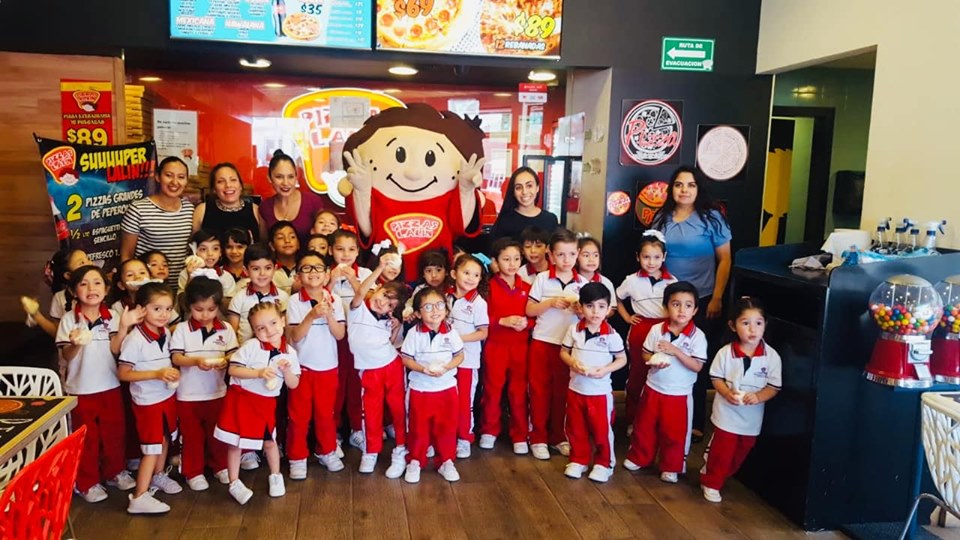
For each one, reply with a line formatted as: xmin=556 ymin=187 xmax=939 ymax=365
xmin=287 ymin=367 xmax=339 ymax=460
xmin=627 ymin=386 xmax=691 ymax=473
xmin=528 ymin=340 xmax=569 ymax=446
xmin=73 ymin=388 xmax=126 ymax=492
xmin=565 ymin=390 xmax=615 ymax=468
xmin=480 ymin=339 xmax=529 ymax=443
xmin=407 ymin=387 xmax=458 ymax=466
xmin=336 ymin=336 xmax=363 ymax=432
xmin=625 ymin=318 xmax=664 ymax=425
xmin=457 ymin=367 xmax=478 ymax=443
xmin=177 ymin=398 xmax=227 ymax=479
xmin=700 ymin=427 xmax=756 ymax=490
xmin=359 ymin=359 xmax=406 ymax=455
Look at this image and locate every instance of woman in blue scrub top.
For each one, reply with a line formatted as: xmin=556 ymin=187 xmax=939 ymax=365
xmin=652 ymin=165 xmax=732 ymax=439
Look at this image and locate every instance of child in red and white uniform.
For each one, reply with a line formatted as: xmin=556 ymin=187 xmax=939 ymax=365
xmin=221 ymin=228 xmax=251 ymax=283
xmin=330 ymin=229 xmax=372 ymax=450
xmin=701 ymin=297 xmax=781 ymax=503
xmin=311 ymin=209 xmax=341 ymax=237
xmin=624 ymin=281 xmax=707 ymax=483
xmin=401 ymin=287 xmax=465 ymax=483
xmin=525 ymin=228 xmax=588 ymax=460
xmin=177 ymin=229 xmax=237 ymax=300
xmin=269 ymin=220 xmax=300 ymax=294
xmin=55 ymin=265 xmax=136 ymax=504
xmin=446 ymin=254 xmax=489 ymax=459
xmin=576 ymin=236 xmax=617 ymax=310
xmin=403 ymin=248 xmax=450 ymax=324
xmin=22 ymin=248 xmax=91 ymax=339
xmin=227 ymin=243 xmax=289 ymax=344
xmin=118 ymin=282 xmax=183 ymax=514
xmin=616 ymin=231 xmax=677 ymax=427
xmin=517 ymin=226 xmax=550 ymax=285
xmin=479 ymin=239 xmax=532 ymax=454
xmin=286 ymin=251 xmax=347 ymax=478
xmin=348 ymin=258 xmax=410 ymax=477
xmin=141 ymin=249 xmax=171 ymax=284
xmin=170 ymin=277 xmax=238 ymax=491
xmin=215 ymin=301 xmax=301 ymax=504
xmin=560 ymin=282 xmax=627 ymax=483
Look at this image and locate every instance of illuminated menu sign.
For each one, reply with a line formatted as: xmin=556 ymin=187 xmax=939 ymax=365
xmin=171 ymin=0 xmax=372 ymax=49
xmin=376 ymin=0 xmax=562 ymax=58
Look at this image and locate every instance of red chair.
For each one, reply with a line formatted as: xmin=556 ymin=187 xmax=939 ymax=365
xmin=0 ymin=425 xmax=86 ymax=540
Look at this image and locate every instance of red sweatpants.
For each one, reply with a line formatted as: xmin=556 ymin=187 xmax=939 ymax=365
xmin=625 ymin=317 xmax=665 ymax=425
xmin=627 ymin=386 xmax=691 ymax=473
xmin=700 ymin=427 xmax=756 ymax=490
xmin=177 ymin=398 xmax=227 ymax=479
xmin=407 ymin=387 xmax=458 ymax=466
xmin=480 ymin=339 xmax=529 ymax=443
xmin=287 ymin=367 xmax=339 ymax=460
xmin=336 ymin=336 xmax=362 ymax=432
xmin=457 ymin=367 xmax=478 ymax=443
xmin=565 ymin=390 xmax=615 ymax=468
xmin=73 ymin=388 xmax=126 ymax=492
xmin=359 ymin=359 xmax=406 ymax=455
xmin=120 ymin=382 xmax=140 ymax=461
xmin=528 ymin=340 xmax=569 ymax=446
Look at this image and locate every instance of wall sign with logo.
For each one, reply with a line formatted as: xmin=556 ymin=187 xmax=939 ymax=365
xmin=635 ymin=180 xmax=668 ymax=228
xmin=61 ymin=80 xmax=113 ymax=146
xmin=619 ymin=99 xmax=683 ymax=166
xmin=696 ymin=124 xmax=750 ymax=181
xmin=606 ymin=190 xmax=632 ymax=216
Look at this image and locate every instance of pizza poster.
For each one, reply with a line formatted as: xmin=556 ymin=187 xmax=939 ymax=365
xmin=170 ymin=0 xmax=372 ymax=49
xmin=634 ymin=180 xmax=669 ymax=229
xmin=61 ymin=80 xmax=113 ymax=146
xmin=376 ymin=0 xmax=562 ymax=58
xmin=36 ymin=136 xmax=156 ymax=269
xmin=696 ymin=124 xmax=750 ymax=182
xmin=619 ymin=99 xmax=683 ymax=167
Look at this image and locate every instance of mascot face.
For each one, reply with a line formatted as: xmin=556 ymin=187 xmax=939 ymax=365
xmin=358 ymin=126 xmax=462 ymax=202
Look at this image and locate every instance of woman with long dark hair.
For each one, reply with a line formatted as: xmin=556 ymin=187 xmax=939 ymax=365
xmin=192 ymin=162 xmax=264 ymax=242
xmin=490 ymin=166 xmax=559 ymax=241
xmin=258 ymin=150 xmax=327 ymax=240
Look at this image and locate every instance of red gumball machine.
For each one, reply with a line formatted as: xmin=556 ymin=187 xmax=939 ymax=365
xmin=931 ymin=276 xmax=960 ymax=384
xmin=866 ymin=275 xmax=943 ymax=388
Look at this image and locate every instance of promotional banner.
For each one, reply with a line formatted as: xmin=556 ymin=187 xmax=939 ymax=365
xmin=37 ymin=136 xmax=156 ymax=268
xmin=60 ymin=80 xmax=113 ymax=146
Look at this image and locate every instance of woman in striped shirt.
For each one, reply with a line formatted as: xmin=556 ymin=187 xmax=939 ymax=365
xmin=121 ymin=157 xmax=195 ymax=288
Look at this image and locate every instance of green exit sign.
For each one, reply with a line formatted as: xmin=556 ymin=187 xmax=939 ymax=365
xmin=661 ymin=37 xmax=715 ymax=72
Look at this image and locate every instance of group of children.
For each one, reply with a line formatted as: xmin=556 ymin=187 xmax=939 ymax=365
xmin=20 ymin=208 xmax=781 ymax=514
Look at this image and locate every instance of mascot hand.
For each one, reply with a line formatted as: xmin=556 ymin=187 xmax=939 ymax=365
xmin=343 ymin=149 xmax=372 ymax=195
xmin=337 ymin=177 xmax=353 ymax=198
xmin=458 ymin=154 xmax=486 ymax=192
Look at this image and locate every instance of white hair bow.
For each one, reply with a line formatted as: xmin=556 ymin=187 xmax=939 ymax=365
xmin=642 ymin=229 xmax=666 ymax=243
xmin=371 ymin=239 xmax=392 ymax=256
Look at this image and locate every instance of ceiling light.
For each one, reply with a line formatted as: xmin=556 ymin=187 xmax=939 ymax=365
xmin=306 ymin=87 xmax=323 ymax=92
xmin=494 ymin=92 xmax=512 ymax=97
xmin=382 ymin=88 xmax=402 ymax=94
xmin=239 ymin=58 xmax=271 ymax=69
xmin=388 ymin=65 xmax=418 ymax=76
xmin=263 ymin=82 xmax=286 ymax=88
xmin=138 ymin=76 xmax=162 ymax=82
xmin=528 ymin=70 xmax=556 ymax=82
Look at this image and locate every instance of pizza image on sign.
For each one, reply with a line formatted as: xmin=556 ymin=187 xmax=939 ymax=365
xmin=697 ymin=125 xmax=749 ymax=181
xmin=377 ymin=0 xmax=480 ymax=51
xmin=635 ymin=180 xmax=668 ymax=226
xmin=606 ymin=191 xmax=631 ymax=216
xmin=283 ymin=13 xmax=323 ymax=41
xmin=620 ymin=100 xmax=682 ymax=166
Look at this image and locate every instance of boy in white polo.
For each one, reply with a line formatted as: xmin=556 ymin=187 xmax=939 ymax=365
xmin=227 ymin=244 xmax=289 ymax=343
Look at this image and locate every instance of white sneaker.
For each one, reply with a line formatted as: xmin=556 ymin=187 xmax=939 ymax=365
xmin=151 ymin=469 xmax=183 ymax=494
xmin=513 ymin=442 xmax=530 ymax=455
xmin=127 ymin=490 xmax=170 ymax=514
xmin=318 ymin=451 xmax=345 ymax=472
xmin=404 ymin=460 xmax=421 ymax=484
xmin=551 ymin=442 xmax=571 ymax=457
xmin=426 ymin=446 xmax=435 ymax=458
xmin=268 ymin=473 xmax=285 ymax=497
xmin=385 ymin=446 xmax=407 ymax=479
xmin=660 ymin=472 xmax=678 ymax=484
xmin=349 ymin=430 xmax=366 ymax=451
xmin=240 ymin=451 xmax=260 ymax=470
xmin=456 ymin=439 xmax=472 ymax=459
xmin=336 ymin=442 xmax=345 ymax=459
xmin=215 ymin=469 xmax=230 ymax=485
xmin=169 ymin=453 xmax=182 ymax=467
xmin=385 ymin=424 xmax=397 ymax=439
xmin=187 ymin=475 xmax=210 ymax=491
xmin=289 ymin=459 xmax=308 ymax=480
xmin=228 ymin=479 xmax=253 ymax=505
xmin=479 ymin=434 xmax=496 ymax=449
xmin=564 ymin=463 xmax=587 ymax=479
xmin=438 ymin=460 xmax=460 ymax=482
xmin=702 ymin=486 xmax=722 ymax=503
xmin=107 ymin=470 xmax=136 ymax=491
xmin=359 ymin=453 xmax=377 ymax=474
xmin=127 ymin=458 xmax=141 ymax=471
xmin=80 ymin=484 xmax=108 ymax=503
xmin=623 ymin=458 xmax=642 ymax=471
xmin=531 ymin=443 xmax=550 ymax=460
xmin=588 ymin=465 xmax=613 ymax=483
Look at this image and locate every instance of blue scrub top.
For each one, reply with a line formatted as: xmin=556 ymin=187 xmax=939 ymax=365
xmin=659 ymin=209 xmax=731 ymax=298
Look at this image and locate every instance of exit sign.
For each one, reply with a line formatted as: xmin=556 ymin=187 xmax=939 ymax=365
xmin=661 ymin=37 xmax=715 ymax=72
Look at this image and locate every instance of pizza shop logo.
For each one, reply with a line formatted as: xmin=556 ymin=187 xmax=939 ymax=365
xmin=621 ymin=100 xmax=682 ymax=166
xmin=72 ymin=90 xmax=101 ymax=112
xmin=384 ymin=213 xmax=443 ymax=254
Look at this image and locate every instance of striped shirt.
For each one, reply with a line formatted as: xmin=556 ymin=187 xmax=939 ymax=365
xmin=121 ymin=197 xmax=195 ymax=289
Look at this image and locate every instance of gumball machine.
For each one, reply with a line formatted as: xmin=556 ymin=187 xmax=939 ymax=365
xmin=866 ymin=275 xmax=943 ymax=388
xmin=931 ymin=275 xmax=960 ymax=384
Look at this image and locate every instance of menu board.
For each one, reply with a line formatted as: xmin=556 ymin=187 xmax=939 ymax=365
xmin=170 ymin=0 xmax=372 ymax=49
xmin=376 ymin=0 xmax=562 ymax=58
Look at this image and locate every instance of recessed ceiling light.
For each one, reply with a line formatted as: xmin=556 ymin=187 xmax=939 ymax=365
xmin=239 ymin=58 xmax=271 ymax=69
xmin=388 ymin=65 xmax=418 ymax=76
xmin=138 ymin=76 xmax=162 ymax=82
xmin=494 ymin=92 xmax=512 ymax=97
xmin=528 ymin=70 xmax=556 ymax=82
xmin=381 ymin=88 xmax=402 ymax=94
xmin=306 ymin=87 xmax=323 ymax=92
xmin=263 ymin=82 xmax=286 ymax=88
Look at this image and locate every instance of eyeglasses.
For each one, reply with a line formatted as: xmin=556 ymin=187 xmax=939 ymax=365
xmin=420 ymin=301 xmax=447 ymax=313
xmin=298 ymin=265 xmax=327 ymax=274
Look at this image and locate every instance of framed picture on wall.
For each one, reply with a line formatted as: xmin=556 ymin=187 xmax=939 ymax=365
xmin=633 ymin=178 xmax=669 ymax=230
xmin=696 ymin=124 xmax=750 ymax=182
xmin=619 ymin=99 xmax=683 ymax=167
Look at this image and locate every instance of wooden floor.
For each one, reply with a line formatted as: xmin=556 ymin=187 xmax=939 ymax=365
xmin=67 ymin=431 xmax=849 ymax=540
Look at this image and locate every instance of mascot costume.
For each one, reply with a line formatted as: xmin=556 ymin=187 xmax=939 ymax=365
xmin=339 ymin=103 xmax=486 ymax=281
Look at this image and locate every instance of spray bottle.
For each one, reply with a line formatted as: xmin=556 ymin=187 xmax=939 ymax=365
xmin=921 ymin=220 xmax=947 ymax=255
xmin=873 ymin=217 xmax=892 ymax=253
xmin=894 ymin=218 xmax=912 ymax=254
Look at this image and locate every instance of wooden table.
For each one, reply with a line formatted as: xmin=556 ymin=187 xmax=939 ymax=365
xmin=0 ymin=396 xmax=76 ymax=489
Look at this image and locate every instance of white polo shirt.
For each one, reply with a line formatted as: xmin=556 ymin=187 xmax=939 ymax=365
xmin=228 ymin=337 xmax=301 ymax=398
xmin=330 ymin=264 xmax=372 ymax=316
xmin=55 ymin=305 xmax=120 ymax=395
xmin=401 ymin=322 xmax=464 ymax=392
xmin=119 ymin=324 xmax=176 ymax=406
xmin=529 ymin=267 xmax=589 ymax=345
xmin=112 ymin=297 xmax=181 ymax=327
xmin=227 ymin=283 xmax=289 ymax=343
xmin=584 ymin=272 xmax=618 ymax=308
xmin=272 ymin=265 xmax=295 ymax=295
xmin=169 ymin=318 xmax=238 ymax=401
xmin=642 ymin=321 xmax=708 ymax=396
xmin=287 ymin=288 xmax=345 ymax=371
xmin=517 ymin=263 xmax=542 ymax=285
xmin=446 ymin=288 xmax=489 ymax=369
xmin=562 ymin=320 xmax=625 ymax=396
xmin=49 ymin=290 xmax=68 ymax=320
xmin=347 ymin=300 xmax=398 ymax=370
xmin=710 ymin=341 xmax=783 ymax=436
xmin=616 ymin=270 xmax=677 ymax=318
xmin=177 ymin=267 xmax=237 ymax=299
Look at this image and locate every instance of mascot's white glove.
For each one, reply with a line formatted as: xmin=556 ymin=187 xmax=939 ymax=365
xmin=343 ymin=149 xmax=373 ymax=197
xmin=457 ymin=153 xmax=486 ymax=193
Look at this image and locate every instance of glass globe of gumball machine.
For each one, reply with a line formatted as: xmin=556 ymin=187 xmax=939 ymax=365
xmin=866 ymin=275 xmax=943 ymax=388
xmin=931 ymin=275 xmax=960 ymax=384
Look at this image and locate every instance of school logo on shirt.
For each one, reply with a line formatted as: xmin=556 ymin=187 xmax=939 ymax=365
xmin=756 ymin=367 xmax=769 ymax=379
xmin=442 ymin=337 xmax=452 ymax=348
xmin=596 ymin=336 xmax=607 ymax=347
xmin=463 ymin=304 xmax=473 ymax=315
xmin=214 ymin=334 xmax=226 ymax=347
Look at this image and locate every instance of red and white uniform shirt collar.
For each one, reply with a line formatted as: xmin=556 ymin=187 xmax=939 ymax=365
xmin=247 ymin=282 xmax=279 ymax=298
xmin=73 ymin=303 xmax=113 ymax=326
xmin=258 ymin=336 xmax=288 ymax=354
xmin=187 ymin=317 xmax=226 ymax=332
xmin=731 ymin=340 xmax=766 ymax=359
